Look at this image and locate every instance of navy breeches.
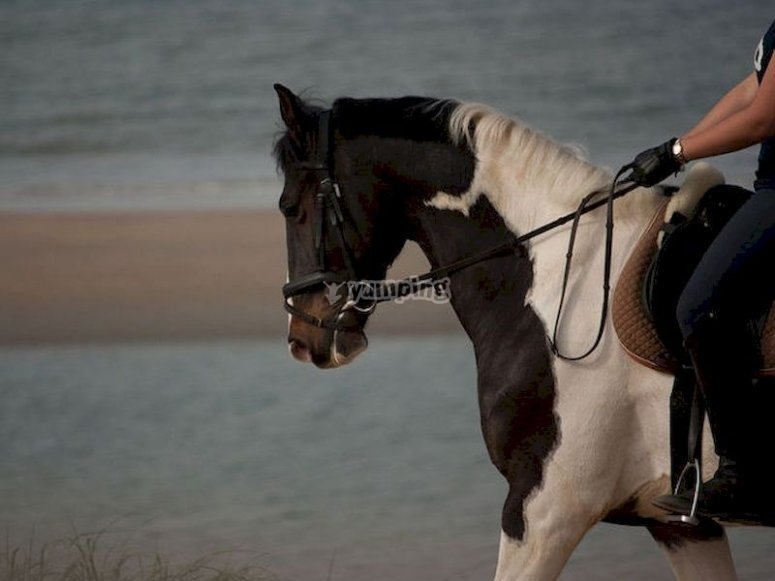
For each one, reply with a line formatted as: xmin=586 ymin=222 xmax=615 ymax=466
xmin=676 ymin=188 xmax=775 ymax=343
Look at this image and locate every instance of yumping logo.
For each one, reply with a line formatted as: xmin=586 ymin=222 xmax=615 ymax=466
xmin=323 ymin=281 xmax=348 ymax=306
xmin=323 ymin=276 xmax=451 ymax=306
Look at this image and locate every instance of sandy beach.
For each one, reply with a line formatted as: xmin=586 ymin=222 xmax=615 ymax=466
xmin=0 ymin=210 xmax=459 ymax=345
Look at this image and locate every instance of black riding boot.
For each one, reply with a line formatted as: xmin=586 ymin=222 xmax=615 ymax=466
xmin=652 ymin=318 xmax=775 ymax=524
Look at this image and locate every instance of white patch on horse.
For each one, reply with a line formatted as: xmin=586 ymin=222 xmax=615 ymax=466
xmin=438 ymin=101 xmax=732 ymax=579
xmin=426 ymin=188 xmax=481 ymax=215
xmin=443 ymin=102 xmax=664 ymax=347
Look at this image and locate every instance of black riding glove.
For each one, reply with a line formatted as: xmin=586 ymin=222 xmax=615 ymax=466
xmin=629 ymin=138 xmax=684 ymax=187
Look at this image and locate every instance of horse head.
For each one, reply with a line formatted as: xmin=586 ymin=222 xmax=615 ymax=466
xmin=274 ymin=85 xmax=479 ymax=367
xmin=274 ymin=84 xmax=417 ymax=368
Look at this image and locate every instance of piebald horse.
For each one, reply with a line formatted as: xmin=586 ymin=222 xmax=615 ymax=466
xmin=273 ymin=84 xmax=738 ymax=580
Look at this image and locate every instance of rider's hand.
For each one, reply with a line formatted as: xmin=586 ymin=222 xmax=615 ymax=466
xmin=629 ymin=139 xmax=684 ymax=186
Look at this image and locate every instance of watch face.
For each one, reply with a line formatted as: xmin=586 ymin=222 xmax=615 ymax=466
xmin=672 ymin=140 xmax=683 ymax=159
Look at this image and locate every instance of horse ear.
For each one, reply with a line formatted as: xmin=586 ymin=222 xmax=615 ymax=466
xmin=274 ymin=83 xmax=308 ymax=134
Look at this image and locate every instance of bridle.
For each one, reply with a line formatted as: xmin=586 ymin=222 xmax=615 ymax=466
xmin=281 ymin=110 xmax=370 ymax=332
xmin=282 ymin=108 xmax=639 ymax=359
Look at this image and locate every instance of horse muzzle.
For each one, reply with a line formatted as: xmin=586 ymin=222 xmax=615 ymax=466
xmin=286 ymin=291 xmax=370 ymax=368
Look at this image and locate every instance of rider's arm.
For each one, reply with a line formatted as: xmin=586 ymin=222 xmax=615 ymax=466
xmin=681 ymin=66 xmax=775 ymax=161
xmin=683 ymin=73 xmax=758 ymax=139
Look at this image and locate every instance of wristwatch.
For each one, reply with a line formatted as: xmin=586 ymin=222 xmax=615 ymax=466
xmin=672 ymin=138 xmax=687 ymax=165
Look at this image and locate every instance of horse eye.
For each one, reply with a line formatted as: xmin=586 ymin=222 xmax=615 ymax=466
xmin=280 ymin=201 xmax=299 ymax=219
xmin=279 ymin=191 xmax=302 ymax=219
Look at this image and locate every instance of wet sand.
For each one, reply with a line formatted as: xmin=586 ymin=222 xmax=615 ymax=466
xmin=0 ymin=210 xmax=459 ymax=345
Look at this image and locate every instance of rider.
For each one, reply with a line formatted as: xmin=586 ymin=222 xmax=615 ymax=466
xmin=626 ymin=18 xmax=775 ymax=522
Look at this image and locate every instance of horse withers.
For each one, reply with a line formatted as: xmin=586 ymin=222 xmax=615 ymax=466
xmin=274 ymin=83 xmax=747 ymax=580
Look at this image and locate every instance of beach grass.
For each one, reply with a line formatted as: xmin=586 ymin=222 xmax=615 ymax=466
xmin=1 ymin=525 xmax=280 ymax=581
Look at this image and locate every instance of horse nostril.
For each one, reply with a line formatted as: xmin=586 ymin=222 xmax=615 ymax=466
xmin=288 ymin=338 xmax=312 ymax=363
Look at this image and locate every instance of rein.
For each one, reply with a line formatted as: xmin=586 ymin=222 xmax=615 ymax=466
xmin=366 ymin=170 xmax=637 ymax=360
xmin=371 ymin=177 xmax=636 ymax=303
xmin=549 ymin=167 xmax=636 ymax=360
xmin=282 ymin=107 xmax=639 ymax=360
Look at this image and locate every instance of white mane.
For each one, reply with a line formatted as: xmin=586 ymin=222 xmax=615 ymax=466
xmin=440 ymin=101 xmax=659 ymax=223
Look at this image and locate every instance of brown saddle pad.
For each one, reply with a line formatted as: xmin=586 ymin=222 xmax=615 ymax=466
xmin=612 ymin=200 xmax=775 ymax=377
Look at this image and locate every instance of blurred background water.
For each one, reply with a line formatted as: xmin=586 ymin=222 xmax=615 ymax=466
xmin=3 ymin=338 xmax=775 ymax=580
xmin=0 ymin=0 xmax=768 ymax=211
xmin=3 ymin=1 xmax=775 ymax=579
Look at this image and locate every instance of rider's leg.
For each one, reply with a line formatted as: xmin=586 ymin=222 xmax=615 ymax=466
xmin=654 ymin=188 xmax=775 ymax=520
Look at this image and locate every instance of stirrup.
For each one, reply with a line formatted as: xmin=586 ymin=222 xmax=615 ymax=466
xmin=665 ymin=458 xmax=702 ymax=525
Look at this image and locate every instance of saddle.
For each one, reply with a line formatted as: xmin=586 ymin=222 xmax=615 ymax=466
xmin=612 ymin=163 xmax=775 ymax=377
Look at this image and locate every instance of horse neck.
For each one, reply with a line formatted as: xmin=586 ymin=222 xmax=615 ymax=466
xmin=434 ymin=117 xmax=666 ymax=329
xmin=410 ymin=192 xmax=559 ymax=508
xmin=481 ymin=154 xmax=614 ymax=239
xmin=443 ymin=104 xmax=619 ymax=233
xmin=410 ymin=196 xmax=534 ymax=359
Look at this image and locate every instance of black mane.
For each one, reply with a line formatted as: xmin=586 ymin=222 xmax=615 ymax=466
xmin=273 ymin=94 xmax=459 ymax=173
xmin=332 ymin=96 xmax=459 ymax=143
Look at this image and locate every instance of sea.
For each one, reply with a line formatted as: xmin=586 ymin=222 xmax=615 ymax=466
xmin=2 ymin=1 xmax=775 ymax=579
